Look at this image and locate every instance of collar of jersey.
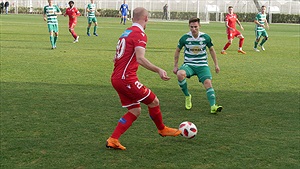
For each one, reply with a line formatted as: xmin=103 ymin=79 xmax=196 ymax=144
xmin=132 ymin=23 xmax=145 ymax=33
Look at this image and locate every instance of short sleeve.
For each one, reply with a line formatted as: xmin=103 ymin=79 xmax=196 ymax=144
xmin=55 ymin=5 xmax=60 ymax=12
xmin=177 ymin=36 xmax=185 ymax=50
xmin=133 ymin=32 xmax=147 ymax=49
xmin=204 ymin=34 xmax=213 ymax=48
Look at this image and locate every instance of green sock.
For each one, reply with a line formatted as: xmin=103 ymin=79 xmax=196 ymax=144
xmin=254 ymin=41 xmax=258 ymax=48
xmin=260 ymin=38 xmax=267 ymax=46
xmin=206 ymin=87 xmax=216 ymax=106
xmin=54 ymin=36 xmax=57 ymax=46
xmin=178 ymin=79 xmax=189 ymax=96
xmin=50 ymin=35 xmax=54 ymax=47
xmin=93 ymin=26 xmax=98 ymax=34
xmin=87 ymin=27 xmax=90 ymax=33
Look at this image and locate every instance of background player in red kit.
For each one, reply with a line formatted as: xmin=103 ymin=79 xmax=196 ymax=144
xmin=221 ymin=6 xmax=246 ymax=55
xmin=106 ymin=7 xmax=181 ymax=150
xmin=64 ymin=1 xmax=80 ymax=43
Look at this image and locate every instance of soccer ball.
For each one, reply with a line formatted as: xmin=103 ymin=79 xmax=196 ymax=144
xmin=179 ymin=121 xmax=198 ymax=139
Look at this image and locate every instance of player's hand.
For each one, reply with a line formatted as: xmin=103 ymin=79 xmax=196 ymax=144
xmin=215 ymin=65 xmax=220 ymax=73
xmin=240 ymin=25 xmax=244 ymax=31
xmin=158 ymin=69 xmax=171 ymax=81
xmin=43 ymin=17 xmax=47 ymax=21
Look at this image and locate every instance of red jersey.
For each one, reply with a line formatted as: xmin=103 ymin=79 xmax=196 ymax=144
xmin=112 ymin=23 xmax=147 ymax=81
xmin=225 ymin=13 xmax=238 ymax=31
xmin=65 ymin=7 xmax=80 ymax=22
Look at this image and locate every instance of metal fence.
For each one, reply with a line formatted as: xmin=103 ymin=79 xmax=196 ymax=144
xmin=7 ymin=0 xmax=300 ymax=22
xmin=10 ymin=0 xmax=300 ymax=14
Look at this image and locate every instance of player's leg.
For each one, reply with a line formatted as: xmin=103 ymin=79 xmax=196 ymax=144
xmin=93 ymin=18 xmax=98 ymax=36
xmin=53 ymin=32 xmax=58 ymax=48
xmin=87 ymin=18 xmax=92 ymax=36
xmin=107 ymin=105 xmax=140 ymax=150
xmin=254 ymin=31 xmax=262 ymax=52
xmin=48 ymin=25 xmax=55 ymax=49
xmin=221 ymin=32 xmax=233 ymax=54
xmin=120 ymin=16 xmax=123 ymax=24
xmin=107 ymin=80 xmax=143 ymax=150
xmin=237 ymin=32 xmax=246 ymax=54
xmin=198 ymin=67 xmax=222 ymax=113
xmin=49 ymin=32 xmax=55 ymax=49
xmin=259 ymin=31 xmax=268 ymax=51
xmin=53 ymin=24 xmax=59 ymax=48
xmin=177 ymin=64 xmax=194 ymax=110
xmin=143 ymin=94 xmax=181 ymax=137
xmin=122 ymin=14 xmax=126 ymax=25
xmin=69 ymin=22 xmax=77 ymax=41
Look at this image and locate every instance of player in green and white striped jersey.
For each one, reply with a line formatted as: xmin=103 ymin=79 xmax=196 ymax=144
xmin=43 ymin=0 xmax=61 ymax=49
xmin=86 ymin=0 xmax=98 ymax=36
xmin=173 ymin=17 xmax=222 ymax=114
xmin=254 ymin=5 xmax=269 ymax=52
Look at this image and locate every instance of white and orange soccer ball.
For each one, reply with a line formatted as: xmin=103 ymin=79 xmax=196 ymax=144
xmin=179 ymin=121 xmax=198 ymax=139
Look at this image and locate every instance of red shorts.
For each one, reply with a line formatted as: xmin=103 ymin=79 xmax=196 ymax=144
xmin=227 ymin=29 xmax=241 ymax=40
xmin=69 ymin=21 xmax=77 ymax=29
xmin=111 ymin=78 xmax=156 ymax=108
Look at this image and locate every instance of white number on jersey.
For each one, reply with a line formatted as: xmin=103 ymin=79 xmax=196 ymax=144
xmin=115 ymin=38 xmax=126 ymax=60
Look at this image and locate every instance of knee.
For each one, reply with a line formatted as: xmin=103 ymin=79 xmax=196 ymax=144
xmin=177 ymin=70 xmax=186 ymax=81
xmin=203 ymin=79 xmax=212 ymax=88
xmin=148 ymin=97 xmax=159 ymax=107
xmin=128 ymin=107 xmax=141 ymax=117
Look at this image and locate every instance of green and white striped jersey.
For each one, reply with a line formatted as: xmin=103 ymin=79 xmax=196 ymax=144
xmin=87 ymin=3 xmax=96 ymax=18
xmin=178 ymin=32 xmax=213 ymax=67
xmin=43 ymin=5 xmax=60 ymax=25
xmin=255 ymin=12 xmax=267 ymax=31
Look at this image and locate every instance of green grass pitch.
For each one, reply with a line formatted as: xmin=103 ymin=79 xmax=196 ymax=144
xmin=1 ymin=14 xmax=299 ymax=168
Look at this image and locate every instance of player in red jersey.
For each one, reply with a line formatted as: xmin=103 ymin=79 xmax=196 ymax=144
xmin=64 ymin=1 xmax=80 ymax=43
xmin=221 ymin=6 xmax=246 ymax=55
xmin=106 ymin=7 xmax=181 ymax=150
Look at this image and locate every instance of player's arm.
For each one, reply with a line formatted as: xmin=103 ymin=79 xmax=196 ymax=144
xmin=86 ymin=5 xmax=91 ymax=13
xmin=43 ymin=7 xmax=47 ymax=21
xmin=76 ymin=8 xmax=81 ymax=16
xmin=54 ymin=6 xmax=62 ymax=15
xmin=254 ymin=16 xmax=265 ymax=28
xmin=63 ymin=9 xmax=67 ymax=17
xmin=136 ymin=47 xmax=170 ymax=81
xmin=236 ymin=18 xmax=244 ymax=31
xmin=208 ymin=46 xmax=220 ymax=73
xmin=173 ymin=47 xmax=181 ymax=74
xmin=265 ymin=19 xmax=269 ymax=29
xmin=225 ymin=20 xmax=233 ymax=31
xmin=43 ymin=13 xmax=47 ymax=21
